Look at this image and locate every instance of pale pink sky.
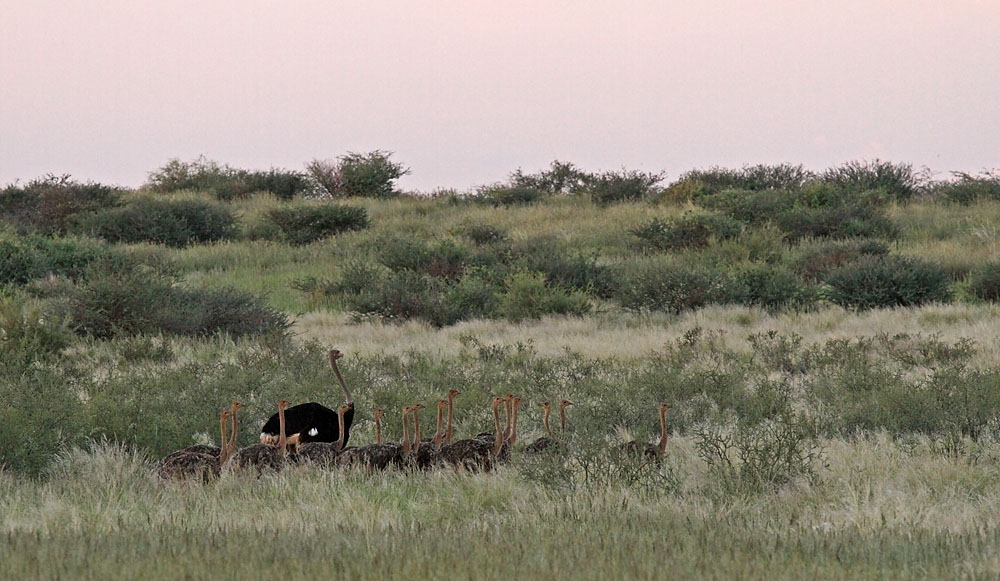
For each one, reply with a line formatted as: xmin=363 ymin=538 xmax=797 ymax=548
xmin=2 ymin=1 xmax=999 ymax=191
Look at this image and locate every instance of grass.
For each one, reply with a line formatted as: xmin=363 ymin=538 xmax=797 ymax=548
xmin=3 ymin=436 xmax=1000 ymax=579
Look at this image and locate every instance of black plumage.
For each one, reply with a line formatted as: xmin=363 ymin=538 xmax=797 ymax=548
xmin=260 ymin=348 xmax=355 ymax=448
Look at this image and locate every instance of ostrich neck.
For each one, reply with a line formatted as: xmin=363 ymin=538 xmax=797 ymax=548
xmin=219 ymin=413 xmax=230 ymax=464
xmin=445 ymin=398 xmax=455 ymax=444
xmin=658 ymin=409 xmax=668 ymax=455
xmin=228 ymin=408 xmax=239 ymax=459
xmin=560 ymin=407 xmax=567 ymax=432
xmin=401 ymin=412 xmax=410 ymax=455
xmin=543 ymin=408 xmax=552 ymax=437
xmin=278 ymin=406 xmax=287 ymax=455
xmin=503 ymin=401 xmax=512 ymax=440
xmin=375 ymin=415 xmax=383 ymax=445
xmin=329 ymin=357 xmax=353 ymax=405
xmin=492 ymin=405 xmax=503 ymax=455
xmin=335 ymin=409 xmax=346 ymax=451
xmin=413 ymin=411 xmax=421 ymax=451
xmin=510 ymin=402 xmax=520 ymax=445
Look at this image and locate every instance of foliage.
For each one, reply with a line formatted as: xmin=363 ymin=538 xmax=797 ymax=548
xmin=508 ymin=160 xmax=588 ymax=195
xmin=307 ymin=151 xmax=410 ymax=199
xmin=0 ymin=297 xmax=72 ymax=365
xmin=146 ymin=157 xmax=310 ymax=200
xmin=820 ymin=159 xmax=923 ymax=201
xmin=497 ymin=272 xmax=592 ymax=322
xmin=265 ymin=204 xmax=370 ymax=245
xmin=630 ymin=214 xmax=742 ymax=251
xmin=790 ymin=238 xmax=890 ymax=281
xmin=968 ymin=260 xmax=1000 ymax=302
xmin=932 ymin=170 xmax=1000 ymax=204
xmin=0 ymin=174 xmax=124 ymax=235
xmin=617 ymin=262 xmax=736 ymax=313
xmin=671 ymin=164 xmax=814 ymax=197
xmin=581 ymin=169 xmax=665 ymax=204
xmin=0 ymin=229 xmax=116 ymax=287
xmin=475 ymin=183 xmax=547 ymax=206
xmin=732 ymin=264 xmax=812 ymax=310
xmin=823 ymin=255 xmax=952 ymax=310
xmin=75 ymin=197 xmax=238 ymax=247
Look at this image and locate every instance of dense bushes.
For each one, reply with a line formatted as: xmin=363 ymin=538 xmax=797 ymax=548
xmin=669 ymin=164 xmax=814 ymax=199
xmin=146 ymin=157 xmax=310 ymax=200
xmin=0 ymin=174 xmax=123 ymax=234
xmin=265 ymin=204 xmax=370 ymax=245
xmin=932 ymin=171 xmax=1000 ymax=204
xmin=618 ymin=262 xmax=736 ymax=313
xmin=631 ymin=214 xmax=742 ymax=251
xmin=76 ymin=197 xmax=238 ymax=247
xmin=306 ymin=151 xmax=409 ymax=199
xmin=0 ymin=229 xmax=115 ymax=286
xmin=582 ymin=169 xmax=665 ymax=205
xmin=820 ymin=159 xmax=923 ymax=201
xmin=968 ymin=261 xmax=1000 ymax=302
xmin=824 ymin=255 xmax=951 ymax=309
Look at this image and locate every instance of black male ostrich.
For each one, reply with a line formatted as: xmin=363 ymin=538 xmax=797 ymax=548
xmin=621 ymin=403 xmax=671 ymax=462
xmin=260 ymin=348 xmax=355 ymax=451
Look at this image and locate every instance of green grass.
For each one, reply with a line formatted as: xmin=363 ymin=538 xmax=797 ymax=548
xmin=3 ymin=437 xmax=1000 ymax=579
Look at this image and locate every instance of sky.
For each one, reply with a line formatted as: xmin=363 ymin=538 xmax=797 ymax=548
xmin=2 ymin=1 xmax=999 ymax=191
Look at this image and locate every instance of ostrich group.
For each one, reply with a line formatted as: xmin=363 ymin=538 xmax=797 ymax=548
xmin=156 ymin=348 xmax=672 ymax=481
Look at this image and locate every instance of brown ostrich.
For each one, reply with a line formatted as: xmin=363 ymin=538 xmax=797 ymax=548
xmin=525 ymin=401 xmax=558 ymax=454
xmin=559 ymin=399 xmax=573 ymax=432
xmin=156 ymin=409 xmax=231 ymax=482
xmin=439 ymin=396 xmax=504 ymax=472
xmin=415 ymin=400 xmax=448 ymax=469
xmin=296 ymin=405 xmax=351 ymax=466
xmin=445 ymin=389 xmax=460 ymax=445
xmin=353 ymin=406 xmax=407 ymax=471
xmin=621 ymin=403 xmax=671 ymax=461
xmin=230 ymin=400 xmax=291 ymax=472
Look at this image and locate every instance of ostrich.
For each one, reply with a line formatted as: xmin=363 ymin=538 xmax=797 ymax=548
xmin=156 ymin=409 xmax=230 ymax=481
xmin=525 ymin=401 xmax=557 ymax=454
xmin=260 ymin=348 xmax=355 ymax=451
xmin=559 ymin=399 xmax=573 ymax=432
xmin=439 ymin=396 xmax=504 ymax=471
xmin=231 ymin=400 xmax=290 ymax=472
xmin=445 ymin=389 xmax=460 ymax=445
xmin=415 ymin=400 xmax=447 ymax=469
xmin=353 ymin=406 xmax=408 ymax=471
xmin=621 ymin=403 xmax=671 ymax=461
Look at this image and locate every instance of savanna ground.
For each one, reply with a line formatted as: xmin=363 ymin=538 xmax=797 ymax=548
xmin=4 ymin=159 xmax=1000 ymax=578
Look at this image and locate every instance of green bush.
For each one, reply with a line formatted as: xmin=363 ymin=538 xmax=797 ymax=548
xmin=306 ymin=151 xmax=409 ymax=199
xmin=733 ymin=264 xmax=811 ymax=310
xmin=76 ymin=198 xmax=238 ymax=247
xmin=475 ymin=183 xmax=546 ymax=206
xmin=582 ymin=169 xmax=665 ymax=204
xmin=618 ymin=262 xmax=736 ymax=313
xmin=265 ymin=204 xmax=370 ymax=245
xmin=513 ymin=239 xmax=613 ymax=296
xmin=497 ymin=272 xmax=592 ymax=322
xmin=673 ymin=164 xmax=813 ymax=196
xmin=0 ymin=297 xmax=72 ymax=365
xmin=508 ymin=160 xmax=588 ymax=195
xmin=164 ymin=287 xmax=291 ymax=339
xmin=790 ymin=238 xmax=889 ymax=281
xmin=0 ymin=174 xmax=123 ymax=235
xmin=242 ymin=168 xmax=310 ymax=201
xmin=146 ymin=157 xmax=309 ymax=200
xmin=824 ymin=255 xmax=952 ymax=310
xmin=699 ymin=188 xmax=796 ymax=225
xmin=369 ymin=236 xmax=469 ymax=280
xmin=775 ymin=202 xmax=897 ymax=242
xmin=630 ymin=214 xmax=742 ymax=251
xmin=460 ymin=223 xmax=510 ymax=245
xmin=345 ymin=270 xmax=453 ymax=326
xmin=0 ymin=229 xmax=116 ymax=286
xmin=821 ymin=159 xmax=922 ymax=201
xmin=932 ymin=171 xmax=1000 ymax=204
xmin=968 ymin=260 xmax=1000 ymax=302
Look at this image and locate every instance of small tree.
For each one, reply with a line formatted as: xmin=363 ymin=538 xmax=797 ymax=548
xmin=306 ymin=151 xmax=410 ymax=199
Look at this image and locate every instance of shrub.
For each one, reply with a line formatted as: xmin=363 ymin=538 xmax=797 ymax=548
xmin=497 ymin=272 xmax=592 ymax=322
xmin=475 ymin=183 xmax=546 ymax=206
xmin=824 ymin=255 xmax=952 ymax=310
xmin=672 ymin=164 xmax=813 ymax=197
xmin=0 ymin=230 xmax=115 ymax=286
xmin=933 ymin=170 xmax=1000 ymax=204
xmin=346 ymin=271 xmax=453 ymax=326
xmin=164 ymin=287 xmax=290 ymax=339
xmin=513 ymin=239 xmax=613 ymax=296
xmin=242 ymin=168 xmax=310 ymax=201
xmin=76 ymin=197 xmax=238 ymax=247
xmin=618 ymin=262 xmax=736 ymax=313
xmin=699 ymin=188 xmax=796 ymax=224
xmin=821 ymin=159 xmax=923 ymax=201
xmin=307 ymin=151 xmax=409 ymax=199
xmin=0 ymin=297 xmax=72 ymax=364
xmin=508 ymin=160 xmax=588 ymax=195
xmin=0 ymin=230 xmax=42 ymax=285
xmin=775 ymin=202 xmax=897 ymax=242
xmin=145 ymin=156 xmax=233 ymax=193
xmin=0 ymin=174 xmax=123 ymax=234
xmin=460 ymin=223 xmax=510 ymax=245
xmin=266 ymin=204 xmax=370 ymax=245
xmin=733 ymin=264 xmax=811 ymax=310
xmin=369 ymin=236 xmax=470 ymax=280
xmin=630 ymin=214 xmax=742 ymax=251
xmin=968 ymin=260 xmax=1000 ymax=302
xmin=582 ymin=169 xmax=665 ymax=204
xmin=790 ymin=238 xmax=890 ymax=281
